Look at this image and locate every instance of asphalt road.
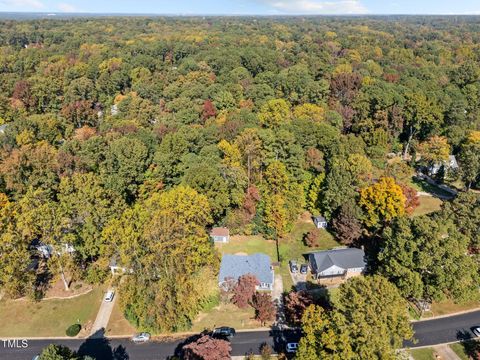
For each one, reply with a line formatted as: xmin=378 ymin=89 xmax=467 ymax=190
xmin=2 ymin=311 xmax=480 ymax=360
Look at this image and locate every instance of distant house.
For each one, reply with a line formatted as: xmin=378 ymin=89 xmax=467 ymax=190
xmin=109 ymin=256 xmax=133 ymax=276
xmin=34 ymin=242 xmax=75 ymax=258
xmin=218 ymin=253 xmax=274 ymax=291
xmin=210 ymin=227 xmax=230 ymax=243
xmin=428 ymin=155 xmax=459 ymax=176
xmin=0 ymin=124 xmax=8 ymax=134
xmin=313 ymin=215 xmax=328 ymax=229
xmin=308 ymin=248 xmax=366 ymax=279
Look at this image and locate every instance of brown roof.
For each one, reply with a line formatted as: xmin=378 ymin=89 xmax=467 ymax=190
xmin=211 ymin=227 xmax=230 ymax=237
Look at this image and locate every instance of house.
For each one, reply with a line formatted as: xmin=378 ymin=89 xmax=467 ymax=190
xmin=218 ymin=253 xmax=274 ymax=291
xmin=313 ymin=215 xmax=328 ymax=229
xmin=428 ymin=155 xmax=459 ymax=176
xmin=34 ymin=242 xmax=75 ymax=258
xmin=210 ymin=227 xmax=230 ymax=243
xmin=109 ymin=256 xmax=133 ymax=276
xmin=308 ymin=248 xmax=366 ymax=279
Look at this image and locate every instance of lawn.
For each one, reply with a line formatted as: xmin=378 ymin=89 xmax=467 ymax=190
xmin=412 ymin=195 xmax=443 ymax=217
xmin=421 ymin=299 xmax=480 ymax=318
xmin=191 ymin=303 xmax=262 ymax=332
xmin=411 ymin=178 xmax=455 ymax=198
xmin=449 ymin=342 xmax=473 ymax=360
xmin=0 ymin=287 xmax=103 ymax=337
xmin=105 ymin=297 xmax=137 ymax=336
xmin=410 ymin=348 xmax=435 ymax=360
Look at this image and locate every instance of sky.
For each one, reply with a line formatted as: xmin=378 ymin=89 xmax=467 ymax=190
xmin=0 ymin=0 xmax=480 ymax=15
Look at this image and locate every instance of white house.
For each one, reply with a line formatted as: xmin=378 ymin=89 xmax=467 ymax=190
xmin=313 ymin=215 xmax=328 ymax=229
xmin=210 ymin=227 xmax=230 ymax=243
xmin=308 ymin=248 xmax=366 ymax=279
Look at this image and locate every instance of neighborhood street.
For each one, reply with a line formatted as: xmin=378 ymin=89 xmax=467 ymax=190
xmin=2 ymin=310 xmax=480 ymax=360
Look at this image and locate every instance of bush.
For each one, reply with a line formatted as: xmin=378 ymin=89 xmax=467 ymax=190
xmin=304 ymin=229 xmax=320 ymax=247
xmin=65 ymin=323 xmax=81 ymax=337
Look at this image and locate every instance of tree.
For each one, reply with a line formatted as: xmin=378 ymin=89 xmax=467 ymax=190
xmin=359 ymin=177 xmax=406 ymax=229
xmin=400 ymin=184 xmax=420 ymax=215
xmin=39 ymin=344 xmax=78 ymax=360
xmin=304 ymin=229 xmax=320 ymax=248
xmin=296 ymin=305 xmax=353 ymax=360
xmin=284 ymin=290 xmax=313 ymax=326
xmin=183 ymin=335 xmax=231 ymax=360
xmin=379 ymin=216 xmax=479 ymax=302
xmin=202 ymin=99 xmax=217 ymax=121
xmin=258 ymin=99 xmax=291 ymax=128
xmin=232 ymin=274 xmax=259 ymax=309
xmin=331 ymin=201 xmax=363 ymax=245
xmin=252 ymin=292 xmax=276 ymax=325
xmin=418 ymin=135 xmax=450 ymax=167
xmin=306 ymin=173 xmax=325 ymax=214
xmin=333 ymin=276 xmax=414 ymax=360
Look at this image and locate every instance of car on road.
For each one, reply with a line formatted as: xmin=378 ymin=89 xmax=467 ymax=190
xmin=289 ymin=260 xmax=298 ymax=273
xmin=132 ymin=332 xmax=151 ymax=343
xmin=212 ymin=327 xmax=236 ymax=339
xmin=104 ymin=290 xmax=115 ymax=302
xmin=300 ymin=264 xmax=308 ymax=274
xmin=286 ymin=342 xmax=299 ymax=353
xmin=472 ymin=326 xmax=480 ymax=337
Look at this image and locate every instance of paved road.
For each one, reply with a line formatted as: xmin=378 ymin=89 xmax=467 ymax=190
xmin=2 ymin=311 xmax=480 ymax=360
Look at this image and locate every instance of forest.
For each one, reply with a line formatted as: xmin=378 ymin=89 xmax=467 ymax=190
xmin=0 ymin=15 xmax=480 ymax=358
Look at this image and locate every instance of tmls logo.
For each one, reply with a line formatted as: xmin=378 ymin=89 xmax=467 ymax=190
xmin=2 ymin=339 xmax=28 ymax=348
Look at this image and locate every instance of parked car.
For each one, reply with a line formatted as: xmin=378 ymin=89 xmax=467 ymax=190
xmin=300 ymin=264 xmax=308 ymax=274
xmin=104 ymin=290 xmax=115 ymax=302
xmin=289 ymin=260 xmax=298 ymax=273
xmin=472 ymin=326 xmax=480 ymax=337
xmin=132 ymin=332 xmax=151 ymax=343
xmin=212 ymin=327 xmax=236 ymax=339
xmin=286 ymin=342 xmax=299 ymax=353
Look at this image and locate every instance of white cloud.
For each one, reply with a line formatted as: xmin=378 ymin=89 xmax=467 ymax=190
xmin=57 ymin=2 xmax=77 ymax=12
xmin=0 ymin=0 xmax=45 ymax=9
xmin=255 ymin=0 xmax=368 ymax=14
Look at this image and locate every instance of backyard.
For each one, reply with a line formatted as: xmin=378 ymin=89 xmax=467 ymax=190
xmin=0 ymin=287 xmax=103 ymax=337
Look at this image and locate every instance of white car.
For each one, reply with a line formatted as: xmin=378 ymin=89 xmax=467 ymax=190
xmin=472 ymin=326 xmax=480 ymax=337
xmin=132 ymin=332 xmax=151 ymax=343
xmin=286 ymin=342 xmax=299 ymax=353
xmin=104 ymin=290 xmax=115 ymax=302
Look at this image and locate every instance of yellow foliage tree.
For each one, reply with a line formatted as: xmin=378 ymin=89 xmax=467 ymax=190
xmin=359 ymin=177 xmax=406 ymax=228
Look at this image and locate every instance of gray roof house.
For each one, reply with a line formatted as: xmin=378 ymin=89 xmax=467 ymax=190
xmin=313 ymin=215 xmax=328 ymax=229
xmin=428 ymin=155 xmax=459 ymax=175
xmin=308 ymin=248 xmax=366 ymax=279
xmin=218 ymin=253 xmax=274 ymax=291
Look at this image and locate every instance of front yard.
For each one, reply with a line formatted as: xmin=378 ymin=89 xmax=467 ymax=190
xmin=191 ymin=303 xmax=262 ymax=332
xmin=0 ymin=287 xmax=103 ymax=337
xmin=105 ymin=297 xmax=137 ymax=336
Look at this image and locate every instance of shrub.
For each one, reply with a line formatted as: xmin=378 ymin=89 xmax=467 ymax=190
xmin=304 ymin=229 xmax=320 ymax=247
xmin=65 ymin=323 xmax=81 ymax=337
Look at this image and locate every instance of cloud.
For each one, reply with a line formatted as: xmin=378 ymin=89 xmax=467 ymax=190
xmin=0 ymin=0 xmax=45 ymax=9
xmin=57 ymin=2 xmax=77 ymax=12
xmin=254 ymin=0 xmax=368 ymax=14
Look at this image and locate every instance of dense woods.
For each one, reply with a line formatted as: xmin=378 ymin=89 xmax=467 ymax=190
xmin=0 ymin=16 xmax=479 ymax=344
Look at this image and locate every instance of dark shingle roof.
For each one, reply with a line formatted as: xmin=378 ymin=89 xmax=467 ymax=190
xmin=218 ymin=253 xmax=273 ymax=285
xmin=309 ymin=248 xmax=365 ymax=273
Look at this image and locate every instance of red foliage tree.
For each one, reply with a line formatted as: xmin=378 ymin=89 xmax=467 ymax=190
xmin=61 ymin=100 xmax=97 ymax=128
xmin=232 ymin=274 xmax=259 ymax=309
xmin=242 ymin=185 xmax=261 ymax=220
xmin=202 ymin=99 xmax=217 ymax=121
xmin=252 ymin=292 xmax=276 ymax=326
xmin=284 ymin=290 xmax=314 ymax=325
xmin=331 ymin=202 xmax=363 ymax=245
xmin=304 ymin=229 xmax=320 ymax=247
xmin=400 ymin=183 xmax=420 ymax=215
xmin=183 ymin=335 xmax=231 ymax=360
xmin=12 ymin=80 xmax=34 ymax=109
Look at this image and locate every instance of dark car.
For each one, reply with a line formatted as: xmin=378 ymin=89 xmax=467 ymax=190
xmin=289 ymin=260 xmax=298 ymax=273
xmin=300 ymin=264 xmax=308 ymax=274
xmin=212 ymin=327 xmax=236 ymax=339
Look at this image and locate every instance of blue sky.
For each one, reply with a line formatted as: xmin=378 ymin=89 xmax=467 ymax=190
xmin=0 ymin=0 xmax=480 ymax=15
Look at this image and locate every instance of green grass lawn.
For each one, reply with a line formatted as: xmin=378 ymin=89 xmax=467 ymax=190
xmin=449 ymin=342 xmax=473 ymax=360
xmin=106 ymin=297 xmax=137 ymax=336
xmin=0 ymin=287 xmax=103 ymax=337
xmin=421 ymin=299 xmax=480 ymax=318
xmin=412 ymin=195 xmax=443 ymax=217
xmin=410 ymin=348 xmax=435 ymax=360
xmin=191 ymin=303 xmax=262 ymax=332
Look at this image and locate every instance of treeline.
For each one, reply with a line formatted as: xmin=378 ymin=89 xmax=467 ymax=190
xmin=0 ymin=16 xmax=479 ymax=334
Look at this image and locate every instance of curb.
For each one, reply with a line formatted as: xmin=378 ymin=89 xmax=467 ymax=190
xmin=411 ymin=307 xmax=480 ymax=322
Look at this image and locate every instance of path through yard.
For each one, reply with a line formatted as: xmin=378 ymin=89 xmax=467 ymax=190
xmin=89 ymin=290 xmax=116 ymax=338
xmin=432 ymin=345 xmax=461 ymax=360
xmin=272 ymin=274 xmax=285 ymax=326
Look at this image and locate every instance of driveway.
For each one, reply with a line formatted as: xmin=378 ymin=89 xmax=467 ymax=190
xmin=289 ymin=271 xmax=307 ymax=291
xmin=272 ymin=274 xmax=285 ymax=326
xmin=89 ymin=290 xmax=116 ymax=338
